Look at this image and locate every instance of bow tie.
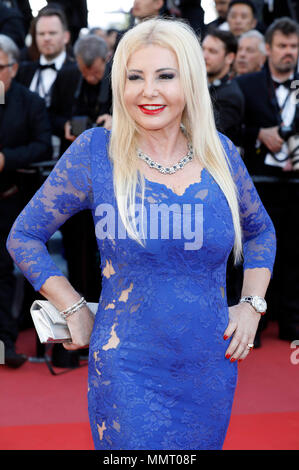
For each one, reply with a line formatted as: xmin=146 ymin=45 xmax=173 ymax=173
xmin=39 ymin=63 xmax=56 ymax=71
xmin=272 ymin=78 xmax=293 ymax=90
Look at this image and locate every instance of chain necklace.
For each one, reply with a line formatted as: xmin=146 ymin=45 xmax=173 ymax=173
xmin=137 ymin=143 xmax=193 ymax=175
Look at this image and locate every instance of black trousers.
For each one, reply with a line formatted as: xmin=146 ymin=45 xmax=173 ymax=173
xmin=0 ymin=194 xmax=20 ymax=350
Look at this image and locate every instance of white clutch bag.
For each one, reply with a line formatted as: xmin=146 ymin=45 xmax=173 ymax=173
xmin=30 ymin=300 xmax=98 ymax=344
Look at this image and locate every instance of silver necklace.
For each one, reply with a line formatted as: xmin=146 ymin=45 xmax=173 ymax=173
xmin=137 ymin=143 xmax=193 ymax=175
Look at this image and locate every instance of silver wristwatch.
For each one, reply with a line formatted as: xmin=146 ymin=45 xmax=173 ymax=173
xmin=239 ymin=296 xmax=267 ymax=315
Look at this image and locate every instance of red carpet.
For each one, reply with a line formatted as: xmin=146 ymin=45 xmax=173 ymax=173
xmin=0 ymin=321 xmax=298 ymax=450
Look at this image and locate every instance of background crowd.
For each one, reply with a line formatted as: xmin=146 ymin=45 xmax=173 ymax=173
xmin=0 ymin=0 xmax=299 ymax=369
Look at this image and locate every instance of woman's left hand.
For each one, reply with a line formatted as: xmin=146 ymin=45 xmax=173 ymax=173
xmin=223 ymin=302 xmax=261 ymax=362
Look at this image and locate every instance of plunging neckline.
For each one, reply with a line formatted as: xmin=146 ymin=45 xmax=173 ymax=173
xmin=143 ymin=168 xmax=207 ymax=197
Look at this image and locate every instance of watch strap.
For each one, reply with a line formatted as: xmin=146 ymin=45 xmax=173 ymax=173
xmin=239 ymin=296 xmax=267 ymax=315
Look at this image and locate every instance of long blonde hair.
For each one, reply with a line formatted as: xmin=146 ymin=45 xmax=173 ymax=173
xmin=109 ymin=18 xmax=242 ymax=263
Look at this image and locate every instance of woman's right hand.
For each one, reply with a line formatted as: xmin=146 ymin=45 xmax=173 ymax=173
xmin=63 ymin=305 xmax=95 ymax=350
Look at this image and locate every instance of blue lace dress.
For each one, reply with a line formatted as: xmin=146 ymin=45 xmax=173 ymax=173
xmin=7 ymin=127 xmax=276 ymax=450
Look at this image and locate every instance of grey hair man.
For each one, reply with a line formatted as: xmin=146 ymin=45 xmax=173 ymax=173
xmin=73 ymin=34 xmax=109 ymax=82
xmin=0 ymin=33 xmax=19 ymax=101
xmin=64 ymin=34 xmax=112 ymax=140
xmin=235 ymin=29 xmax=266 ymax=75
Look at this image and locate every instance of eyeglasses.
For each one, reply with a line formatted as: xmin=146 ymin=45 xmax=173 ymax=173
xmin=0 ymin=63 xmax=14 ymax=72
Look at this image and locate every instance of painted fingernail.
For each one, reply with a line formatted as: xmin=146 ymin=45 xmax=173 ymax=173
xmin=238 ymin=359 xmax=243 ymax=363
xmin=223 ymin=335 xmax=228 ymax=340
xmin=230 ymin=358 xmax=236 ymax=362
xmin=225 ymin=354 xmax=231 ymax=359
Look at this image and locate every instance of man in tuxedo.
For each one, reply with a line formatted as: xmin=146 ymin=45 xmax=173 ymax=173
xmin=236 ymin=17 xmax=299 ymax=344
xmin=17 ymin=6 xmax=75 ymax=108
xmin=202 ymin=28 xmax=244 ymax=145
xmin=0 ymin=34 xmax=52 ymax=367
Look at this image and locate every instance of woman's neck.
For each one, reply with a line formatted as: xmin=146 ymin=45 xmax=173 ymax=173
xmin=137 ymin=126 xmax=188 ymax=166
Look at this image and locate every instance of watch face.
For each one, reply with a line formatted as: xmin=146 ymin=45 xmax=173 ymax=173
xmin=253 ymin=297 xmax=267 ymax=312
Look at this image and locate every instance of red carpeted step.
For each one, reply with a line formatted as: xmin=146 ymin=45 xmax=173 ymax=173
xmin=1 ymin=321 xmax=298 ymax=450
xmin=0 ymin=422 xmax=94 ymax=450
xmin=224 ymin=412 xmax=299 ymax=450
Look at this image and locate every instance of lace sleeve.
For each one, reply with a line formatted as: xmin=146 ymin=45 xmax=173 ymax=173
xmin=220 ymin=134 xmax=276 ymax=273
xmin=6 ymin=129 xmax=95 ymax=291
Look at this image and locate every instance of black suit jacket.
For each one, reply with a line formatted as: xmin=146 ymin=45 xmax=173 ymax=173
xmin=48 ymin=62 xmax=82 ymax=140
xmin=49 ymin=61 xmax=112 ymax=153
xmin=236 ymin=63 xmax=299 ymax=176
xmin=0 ymin=80 xmax=52 ymax=193
xmin=0 ymin=3 xmax=26 ymax=48
xmin=209 ymin=76 xmax=245 ymax=146
xmin=16 ymin=55 xmax=77 ymax=98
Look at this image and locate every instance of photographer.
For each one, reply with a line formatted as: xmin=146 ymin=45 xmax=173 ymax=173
xmin=236 ymin=17 xmax=299 ymax=345
xmin=62 ymin=34 xmax=112 ymax=143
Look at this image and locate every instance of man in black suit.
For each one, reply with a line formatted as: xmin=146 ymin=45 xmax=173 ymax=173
xmin=46 ymin=0 xmax=88 ymax=44
xmin=0 ymin=1 xmax=25 ymax=48
xmin=0 ymin=34 xmax=52 ymax=367
xmin=236 ymin=17 xmax=299 ymax=344
xmin=263 ymin=0 xmax=298 ymax=27
xmin=174 ymin=1 xmax=205 ymax=36
xmin=206 ymin=0 xmax=231 ymax=34
xmin=17 ymin=6 xmax=75 ymax=108
xmin=202 ymin=28 xmax=244 ymax=145
xmin=61 ymin=34 xmax=112 ymax=144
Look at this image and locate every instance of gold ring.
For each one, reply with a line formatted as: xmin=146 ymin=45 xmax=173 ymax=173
xmin=247 ymin=343 xmax=254 ymax=350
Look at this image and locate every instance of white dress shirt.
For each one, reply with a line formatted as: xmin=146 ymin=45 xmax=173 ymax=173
xmin=29 ymin=50 xmax=67 ymax=106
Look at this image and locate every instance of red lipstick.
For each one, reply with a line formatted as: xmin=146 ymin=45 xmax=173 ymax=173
xmin=138 ymin=105 xmax=166 ymax=115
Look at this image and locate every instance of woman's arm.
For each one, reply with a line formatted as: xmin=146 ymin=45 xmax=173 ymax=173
xmin=6 ymin=129 xmax=100 ymax=348
xmin=220 ymin=135 xmax=276 ymax=362
xmin=39 ymin=275 xmax=95 ymax=349
xmin=223 ymin=267 xmax=271 ymax=362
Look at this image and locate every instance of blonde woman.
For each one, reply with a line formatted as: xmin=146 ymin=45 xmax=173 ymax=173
xmin=7 ymin=19 xmax=276 ymax=450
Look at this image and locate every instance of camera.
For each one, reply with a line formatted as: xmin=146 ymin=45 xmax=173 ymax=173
xmin=70 ymin=116 xmax=104 ymax=137
xmin=278 ymin=109 xmax=299 ymax=171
